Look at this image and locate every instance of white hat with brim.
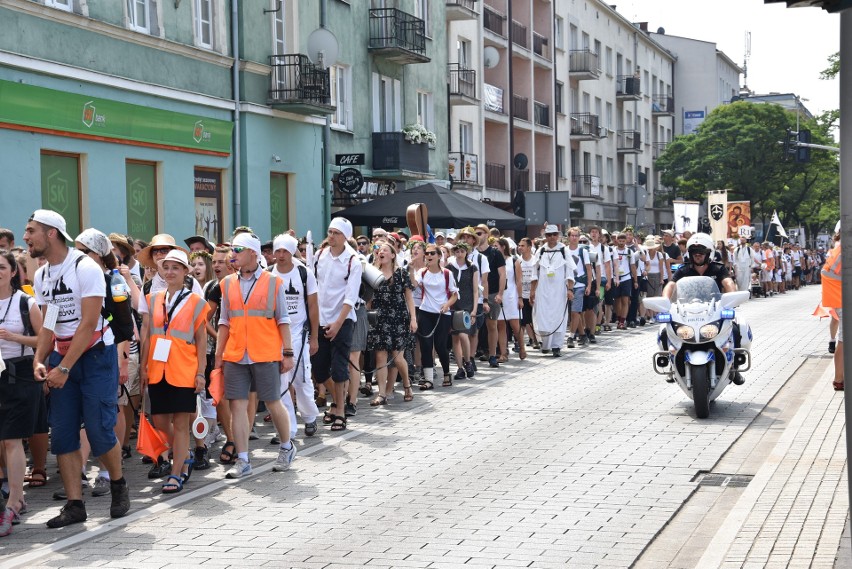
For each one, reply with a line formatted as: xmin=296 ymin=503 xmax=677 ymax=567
xmin=29 ymin=209 xmax=74 ymax=243
xmin=544 ymin=224 xmax=559 ymax=234
xmin=157 ymin=249 xmax=191 ymax=271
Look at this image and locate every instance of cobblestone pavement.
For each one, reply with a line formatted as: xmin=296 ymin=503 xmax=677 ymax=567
xmin=0 ymin=286 xmax=841 ymax=568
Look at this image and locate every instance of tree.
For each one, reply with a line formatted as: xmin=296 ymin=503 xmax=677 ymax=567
xmin=656 ymin=101 xmax=838 ymax=238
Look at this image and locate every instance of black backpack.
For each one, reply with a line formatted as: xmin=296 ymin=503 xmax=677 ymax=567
xmin=75 ymin=258 xmax=135 ymax=344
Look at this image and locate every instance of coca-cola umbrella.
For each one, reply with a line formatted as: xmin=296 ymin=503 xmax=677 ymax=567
xmin=331 ymin=182 xmax=525 ymax=230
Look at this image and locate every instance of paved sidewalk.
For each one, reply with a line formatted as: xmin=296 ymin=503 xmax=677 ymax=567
xmin=0 ymin=285 xmax=845 ymax=568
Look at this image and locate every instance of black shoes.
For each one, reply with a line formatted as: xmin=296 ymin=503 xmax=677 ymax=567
xmin=194 ymin=446 xmax=211 ymax=471
xmin=47 ymin=501 xmax=87 ymax=528
xmin=109 ymin=480 xmax=130 ymax=518
xmin=344 ymin=402 xmax=357 ymax=417
xmin=552 ymin=348 xmax=562 ymax=357
xmin=147 ymin=458 xmax=171 ymax=479
xmin=464 ymin=360 xmax=475 ymax=378
xmin=829 ymin=340 xmax=836 ymax=354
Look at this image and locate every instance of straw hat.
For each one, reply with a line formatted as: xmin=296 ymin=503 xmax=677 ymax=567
xmin=643 ymin=236 xmax=660 ymax=249
xmin=137 ymin=234 xmax=187 ymax=268
xmin=109 ymin=233 xmax=135 ymax=259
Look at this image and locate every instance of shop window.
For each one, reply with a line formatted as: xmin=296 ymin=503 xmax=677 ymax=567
xmin=270 ymin=173 xmax=290 ymax=233
xmin=40 ymin=151 xmax=82 ymax=238
xmin=126 ymin=160 xmax=158 ymax=240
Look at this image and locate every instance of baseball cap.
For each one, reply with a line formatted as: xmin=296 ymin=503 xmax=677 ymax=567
xmin=29 ymin=209 xmax=74 ymax=243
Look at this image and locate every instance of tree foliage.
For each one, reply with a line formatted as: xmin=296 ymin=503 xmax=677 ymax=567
xmin=656 ymin=101 xmax=838 ymax=238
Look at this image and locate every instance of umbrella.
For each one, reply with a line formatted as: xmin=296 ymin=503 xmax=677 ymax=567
xmin=331 ymin=182 xmax=526 ymax=230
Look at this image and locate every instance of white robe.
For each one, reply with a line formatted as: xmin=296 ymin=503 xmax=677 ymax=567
xmin=533 ymin=244 xmax=576 ymax=349
xmin=732 ymin=245 xmax=755 ymax=291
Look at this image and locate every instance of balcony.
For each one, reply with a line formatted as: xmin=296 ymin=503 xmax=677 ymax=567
xmin=511 ymin=20 xmax=528 ymax=49
xmin=372 ymin=132 xmax=430 ymax=178
xmin=652 ymin=141 xmax=669 ymax=160
xmin=533 ymin=102 xmax=551 ymax=127
xmin=535 ymin=170 xmax=551 ymax=192
xmin=368 ymin=8 xmax=429 ymax=64
xmin=512 ymin=95 xmax=529 ymax=121
xmin=568 ymin=49 xmax=600 ymax=80
xmin=652 ymin=94 xmax=675 ymax=116
xmin=571 ymin=175 xmax=602 ymax=199
xmin=514 ymin=169 xmax=530 ymax=192
xmin=448 ymin=64 xmax=478 ymax=105
xmin=533 ymin=32 xmax=549 ymax=60
xmin=446 ymin=0 xmax=478 ymax=21
xmin=569 ymin=113 xmax=601 ymax=140
xmin=268 ymin=54 xmax=335 ymax=115
xmin=617 ymin=130 xmax=642 ymax=153
xmin=483 ymin=6 xmax=505 ymax=37
xmin=616 ymin=75 xmax=641 ymax=100
xmin=449 ymin=152 xmax=479 ymax=184
xmin=485 ymin=162 xmax=507 ymax=191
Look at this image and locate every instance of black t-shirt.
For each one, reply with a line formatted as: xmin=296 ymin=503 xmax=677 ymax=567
xmin=672 ymin=261 xmax=731 ymax=292
xmin=663 ymin=242 xmax=681 ymax=262
xmin=479 ymin=245 xmax=505 ymax=294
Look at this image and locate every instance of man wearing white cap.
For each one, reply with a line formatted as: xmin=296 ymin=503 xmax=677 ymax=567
xmin=270 ymin=234 xmax=320 ymax=439
xmin=532 ymin=225 xmax=576 ymax=357
xmin=24 ymin=210 xmax=130 ymax=527
xmin=312 ymin=217 xmax=362 ymax=432
xmin=214 ymin=232 xmax=296 ymax=477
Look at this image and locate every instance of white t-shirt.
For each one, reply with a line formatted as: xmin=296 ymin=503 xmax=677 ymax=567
xmin=416 ymin=268 xmax=458 ymax=314
xmin=469 ymin=249 xmax=490 ymax=304
xmin=567 ymin=246 xmax=590 ymax=285
xmin=0 ymin=290 xmax=36 ymax=358
xmin=587 ymin=242 xmax=610 ymax=279
xmin=646 ymin=250 xmax=663 ymax=275
xmin=271 ymin=261 xmax=318 ymax=333
xmin=34 ymin=249 xmax=112 ymax=343
xmin=519 ymin=256 xmax=538 ymax=300
xmin=613 ymin=247 xmax=634 ymax=283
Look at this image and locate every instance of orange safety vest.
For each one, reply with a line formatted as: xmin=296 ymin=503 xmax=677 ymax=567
xmin=221 ymin=271 xmax=284 ymax=363
xmin=147 ymin=290 xmax=208 ymax=388
xmin=821 ymin=243 xmax=842 ymax=309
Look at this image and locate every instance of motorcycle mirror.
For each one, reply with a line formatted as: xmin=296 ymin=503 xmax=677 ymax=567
xmin=643 ymin=296 xmax=671 ymax=313
xmin=720 ymin=291 xmax=750 ymax=309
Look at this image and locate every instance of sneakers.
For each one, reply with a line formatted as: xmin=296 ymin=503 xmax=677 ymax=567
xmin=470 ymin=359 xmax=477 ymax=373
xmin=248 ymin=428 xmax=259 ymax=441
xmin=147 ymin=458 xmax=171 ymax=479
xmin=464 ymin=360 xmax=475 ymax=378
xmin=829 ymin=340 xmax=837 ymax=354
xmin=204 ymin=425 xmax=223 ymax=447
xmin=566 ymin=337 xmax=575 ymax=348
xmin=588 ymin=334 xmax=597 ymax=344
xmin=304 ymin=421 xmax=318 ymax=437
xmin=578 ymin=335 xmax=588 ymax=346
xmin=488 ymin=356 xmax=499 ymax=368
xmin=53 ymin=472 xmax=89 ymax=501
xmin=552 ymin=348 xmax=562 ymax=357
xmin=454 ymin=368 xmax=466 ymax=381
xmin=0 ymin=508 xmax=14 ymax=537
xmin=46 ymin=501 xmax=87 ymax=528
xmin=344 ymin=402 xmax=357 ymax=417
xmin=91 ymin=475 xmax=111 ymax=497
xmin=109 ymin=481 xmax=130 ymax=518
xmin=194 ymin=446 xmax=211 ymax=471
xmin=226 ymin=458 xmax=252 ymax=479
xmin=272 ymin=443 xmax=297 ymax=472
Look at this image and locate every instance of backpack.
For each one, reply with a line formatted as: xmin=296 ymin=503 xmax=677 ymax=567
xmin=75 ymin=257 xmax=135 ymax=344
xmin=18 ymin=292 xmax=34 ymax=339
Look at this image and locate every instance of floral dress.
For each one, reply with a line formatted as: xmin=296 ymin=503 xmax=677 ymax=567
xmin=367 ymin=267 xmax=415 ymax=352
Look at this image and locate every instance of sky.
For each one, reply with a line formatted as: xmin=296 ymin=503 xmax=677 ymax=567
xmin=621 ymin=0 xmax=840 ymax=117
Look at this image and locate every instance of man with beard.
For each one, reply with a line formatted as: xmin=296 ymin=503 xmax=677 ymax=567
xmin=532 ymin=225 xmax=576 ymax=357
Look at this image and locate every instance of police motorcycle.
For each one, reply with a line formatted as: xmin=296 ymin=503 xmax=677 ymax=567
xmin=643 ymin=275 xmax=752 ymax=419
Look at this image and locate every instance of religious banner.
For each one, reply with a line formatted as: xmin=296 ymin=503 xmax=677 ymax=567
xmin=727 ymin=201 xmax=751 ymax=240
xmin=673 ymin=201 xmax=699 ymax=234
xmin=707 ymin=190 xmax=728 ymax=242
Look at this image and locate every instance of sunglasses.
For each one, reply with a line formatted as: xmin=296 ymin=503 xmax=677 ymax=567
xmin=231 ymin=246 xmax=247 ymax=254
xmin=424 ymin=251 xmax=438 ymax=256
xmin=151 ymin=247 xmax=172 ymax=254
xmin=545 ymin=233 xmax=558 ymax=236
xmin=579 ymin=240 xmax=589 ymax=244
xmin=475 ymin=232 xmax=486 ymax=236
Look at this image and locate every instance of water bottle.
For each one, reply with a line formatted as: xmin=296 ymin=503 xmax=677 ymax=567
xmin=110 ymin=269 xmax=128 ymax=302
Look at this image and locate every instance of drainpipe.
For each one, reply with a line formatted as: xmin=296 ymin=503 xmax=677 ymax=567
xmin=321 ymin=0 xmax=331 ymax=226
xmin=231 ymin=0 xmax=242 ymax=227
xmin=507 ymin=1 xmax=515 ymax=215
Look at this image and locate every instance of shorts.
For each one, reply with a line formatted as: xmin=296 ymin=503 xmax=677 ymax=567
xmin=604 ymin=285 xmax=615 ymax=306
xmin=793 ymin=267 xmax=802 ymax=278
xmin=0 ymin=357 xmax=47 ymax=440
xmin=223 ymin=361 xmax=281 ymax=402
xmin=48 ymin=343 xmax=119 ymax=457
xmin=521 ymin=298 xmax=533 ymax=326
xmin=614 ymin=279 xmax=633 ymax=298
xmin=117 ymin=352 xmax=140 ymax=406
xmin=148 ymin=379 xmax=196 ymax=414
xmin=350 ymin=304 xmax=368 ymax=352
xmin=582 ymin=289 xmax=600 ymax=310
xmin=311 ymin=319 xmax=354 ymax=383
xmin=570 ymin=287 xmax=585 ymax=313
xmin=485 ymin=293 xmax=501 ymax=321
xmin=761 ymin=269 xmax=773 ymax=282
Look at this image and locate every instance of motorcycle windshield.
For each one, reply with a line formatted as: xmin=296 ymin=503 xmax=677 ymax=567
xmin=674 ymin=276 xmax=721 ymax=304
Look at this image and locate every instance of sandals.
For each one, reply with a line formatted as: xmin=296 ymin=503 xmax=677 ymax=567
xmin=26 ymin=468 xmax=48 ymax=488
xmin=370 ymin=396 xmax=388 ymax=407
xmin=181 ymin=458 xmax=194 ymax=484
xmin=219 ymin=441 xmax=237 ymax=465
xmin=404 ymin=386 xmax=414 ymax=402
xmin=419 ymin=380 xmax=434 ymax=391
xmin=323 ymin=404 xmax=338 ymax=425
xmin=121 ymin=445 xmax=132 ymax=460
xmin=442 ymin=374 xmax=453 ymax=387
xmin=162 ymin=475 xmax=183 ymax=494
xmin=359 ymin=383 xmax=373 ymax=397
xmin=834 ymin=381 xmax=844 ymax=391
xmin=330 ymin=415 xmax=347 ymax=431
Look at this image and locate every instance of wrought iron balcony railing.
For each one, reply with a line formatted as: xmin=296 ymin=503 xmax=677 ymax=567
xmin=268 ymin=54 xmax=334 ymax=114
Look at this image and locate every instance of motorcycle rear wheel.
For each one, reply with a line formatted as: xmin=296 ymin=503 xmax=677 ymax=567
xmin=690 ymin=364 xmax=710 ymax=419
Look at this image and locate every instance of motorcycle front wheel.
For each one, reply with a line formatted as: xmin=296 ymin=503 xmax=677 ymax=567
xmin=690 ymin=363 xmax=710 ymax=419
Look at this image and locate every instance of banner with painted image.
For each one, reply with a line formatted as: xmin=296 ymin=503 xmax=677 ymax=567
xmin=673 ymin=201 xmax=699 ymax=234
xmin=726 ymin=201 xmax=751 ymax=240
xmin=707 ymin=190 xmax=728 ymax=242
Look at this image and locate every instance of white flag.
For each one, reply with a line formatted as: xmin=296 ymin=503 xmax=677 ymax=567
xmin=771 ymin=210 xmax=788 ymax=238
xmin=707 ymin=190 xmax=728 ymax=242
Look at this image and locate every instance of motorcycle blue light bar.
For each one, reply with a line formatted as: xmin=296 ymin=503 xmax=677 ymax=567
xmin=721 ymin=309 xmax=735 ymax=320
xmin=656 ymin=313 xmax=672 ymax=323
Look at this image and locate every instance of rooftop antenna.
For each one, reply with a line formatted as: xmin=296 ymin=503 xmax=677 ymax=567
xmin=741 ymin=31 xmax=752 ymax=95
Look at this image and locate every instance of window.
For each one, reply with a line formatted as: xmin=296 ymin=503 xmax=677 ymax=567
xmin=45 ymin=0 xmax=72 ymax=11
xmin=594 ymin=40 xmax=601 ymax=59
xmin=415 ymin=0 xmax=431 ymax=37
xmin=330 ymin=65 xmax=352 ymax=130
xmin=194 ymin=0 xmax=213 ymax=49
xmin=554 ymin=17 xmax=564 ymax=50
xmin=457 ymin=38 xmax=471 ymax=68
xmin=605 ymin=47 xmax=613 ymax=75
xmin=371 ymin=72 xmax=401 ymax=132
xmin=605 ymin=102 xmax=613 ymax=130
xmin=556 ymin=145 xmax=565 ymax=179
xmin=416 ymin=91 xmax=434 ymax=133
xmin=41 ymin=152 xmax=82 ymax=238
xmin=126 ymin=161 xmax=158 ymax=239
xmin=459 ymin=121 xmax=473 ymax=153
xmin=272 ymin=0 xmax=285 ymax=54
xmin=127 ymin=0 xmax=150 ymax=34
xmin=569 ymin=24 xmax=578 ymax=50
xmin=555 ymin=82 xmax=563 ymax=114
xmin=606 ymin=158 xmax=614 ymax=187
xmin=595 ymin=155 xmax=603 ymax=180
xmin=270 ymin=173 xmax=291 ymax=233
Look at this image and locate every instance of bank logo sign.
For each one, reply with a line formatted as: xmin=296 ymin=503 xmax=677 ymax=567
xmin=82 ymin=101 xmax=105 ymax=128
xmin=193 ymin=120 xmax=213 ymax=144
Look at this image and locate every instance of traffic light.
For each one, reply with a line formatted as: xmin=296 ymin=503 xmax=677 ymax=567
xmin=796 ymin=129 xmax=811 ymax=163
xmin=783 ymin=128 xmax=798 ymax=161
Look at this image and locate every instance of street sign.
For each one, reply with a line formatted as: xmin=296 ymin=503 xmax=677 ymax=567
xmin=335 ymin=153 xmax=365 ymax=166
xmin=337 ymin=168 xmax=364 ymax=194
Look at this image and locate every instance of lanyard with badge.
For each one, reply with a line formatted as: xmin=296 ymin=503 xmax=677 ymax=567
xmin=152 ymin=289 xmax=189 ymax=362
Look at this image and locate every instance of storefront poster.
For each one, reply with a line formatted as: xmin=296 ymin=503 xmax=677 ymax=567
xmin=194 ymin=169 xmax=222 ymax=244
